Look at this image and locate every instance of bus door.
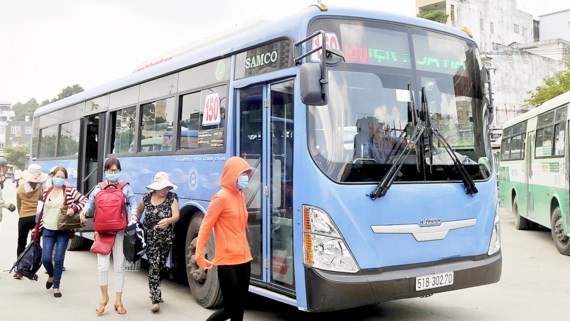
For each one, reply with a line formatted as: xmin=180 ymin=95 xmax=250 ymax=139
xmin=237 ymin=79 xmax=295 ymax=295
xmin=78 ymin=113 xmax=104 ymax=197
xmin=526 ymin=131 xmax=535 ymax=218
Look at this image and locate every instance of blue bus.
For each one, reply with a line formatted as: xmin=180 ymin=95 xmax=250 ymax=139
xmin=31 ymin=4 xmax=500 ymax=312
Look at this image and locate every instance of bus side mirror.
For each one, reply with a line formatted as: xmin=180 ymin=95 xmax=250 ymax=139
xmin=299 ymin=63 xmax=327 ymax=106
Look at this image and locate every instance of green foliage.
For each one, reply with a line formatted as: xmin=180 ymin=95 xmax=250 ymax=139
xmin=12 ymin=98 xmax=40 ymax=121
xmin=51 ymin=84 xmax=84 ymax=103
xmin=3 ymin=145 xmax=29 ymax=168
xmin=10 ymin=84 xmax=85 ymax=120
xmin=417 ymin=10 xmax=449 ymax=24
xmin=525 ymin=59 xmax=570 ymax=107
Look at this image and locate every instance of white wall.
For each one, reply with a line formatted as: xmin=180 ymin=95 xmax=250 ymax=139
xmin=488 ymin=49 xmax=564 ymax=125
xmin=539 ymin=9 xmax=570 ymax=41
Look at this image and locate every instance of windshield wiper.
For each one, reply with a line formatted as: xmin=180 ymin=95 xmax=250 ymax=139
xmin=421 ymin=87 xmax=478 ymax=195
xmin=368 ymin=122 xmax=424 ymax=200
xmin=369 ymin=86 xmax=421 ymax=200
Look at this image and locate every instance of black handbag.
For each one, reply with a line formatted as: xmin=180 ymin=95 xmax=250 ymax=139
xmin=123 ymin=222 xmax=146 ymax=262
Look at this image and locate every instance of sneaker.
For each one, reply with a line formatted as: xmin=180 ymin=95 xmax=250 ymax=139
xmin=7 ymin=204 xmax=16 ymax=212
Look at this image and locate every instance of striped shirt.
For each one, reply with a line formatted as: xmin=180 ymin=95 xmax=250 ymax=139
xmin=42 ymin=185 xmax=88 ymax=215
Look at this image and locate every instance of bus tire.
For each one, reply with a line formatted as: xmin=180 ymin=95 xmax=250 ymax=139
xmin=67 ymin=236 xmax=85 ymax=251
xmin=512 ymin=195 xmax=529 ymax=230
xmin=550 ymin=207 xmax=570 ymax=255
xmin=185 ymin=213 xmax=223 ymax=308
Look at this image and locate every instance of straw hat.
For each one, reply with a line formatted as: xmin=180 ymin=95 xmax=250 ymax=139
xmin=146 ymin=171 xmax=177 ymax=190
xmin=22 ymin=164 xmax=49 ymax=183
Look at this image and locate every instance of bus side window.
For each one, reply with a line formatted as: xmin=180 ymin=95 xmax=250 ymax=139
xmin=110 ymin=107 xmax=136 ymax=154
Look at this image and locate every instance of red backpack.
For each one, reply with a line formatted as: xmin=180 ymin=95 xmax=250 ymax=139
xmin=93 ymin=182 xmax=128 ymax=232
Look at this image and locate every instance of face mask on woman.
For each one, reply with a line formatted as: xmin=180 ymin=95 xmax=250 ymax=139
xmin=236 ymin=174 xmax=249 ymax=190
xmin=105 ymin=173 xmax=120 ymax=182
xmin=52 ymin=177 xmax=66 ymax=187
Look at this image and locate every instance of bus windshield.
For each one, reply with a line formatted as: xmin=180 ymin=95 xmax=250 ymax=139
xmin=307 ymin=20 xmax=490 ymax=183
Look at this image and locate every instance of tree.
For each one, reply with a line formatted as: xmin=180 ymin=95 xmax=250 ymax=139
xmin=10 ymin=84 xmax=85 ymax=120
xmin=3 ymin=145 xmax=29 ymax=169
xmin=525 ymin=59 xmax=570 ymax=107
xmin=417 ymin=10 xmax=449 ymax=24
xmin=52 ymin=84 xmax=84 ymax=103
xmin=12 ymin=98 xmax=40 ymax=121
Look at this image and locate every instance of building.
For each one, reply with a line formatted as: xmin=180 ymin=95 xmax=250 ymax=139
xmin=0 ymin=102 xmax=32 ymax=149
xmin=0 ymin=102 xmax=16 ymax=149
xmin=416 ymin=0 xmax=566 ymax=126
xmin=539 ymin=9 xmax=570 ymax=42
xmin=7 ymin=117 xmax=33 ymax=147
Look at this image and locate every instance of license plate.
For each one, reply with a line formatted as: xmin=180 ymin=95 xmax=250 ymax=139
xmin=415 ymin=271 xmax=454 ymax=291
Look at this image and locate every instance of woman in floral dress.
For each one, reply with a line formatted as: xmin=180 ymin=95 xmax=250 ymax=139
xmin=132 ymin=171 xmax=179 ymax=313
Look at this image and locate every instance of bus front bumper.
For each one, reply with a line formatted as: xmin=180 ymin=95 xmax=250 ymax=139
xmin=304 ymin=252 xmax=501 ymax=312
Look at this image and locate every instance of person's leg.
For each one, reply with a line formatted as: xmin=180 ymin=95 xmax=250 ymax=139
xmin=52 ymin=231 xmax=69 ymax=296
xmin=96 ymin=252 xmax=111 ymax=314
xmin=112 ymin=232 xmax=126 ymax=314
xmin=206 ymin=265 xmax=239 ymax=321
xmin=17 ymin=216 xmax=36 ymax=256
xmin=41 ymin=230 xmax=56 ymax=285
xmin=153 ymin=240 xmax=171 ymax=306
xmin=232 ymin=262 xmax=251 ymax=321
xmin=147 ymin=243 xmax=161 ymax=305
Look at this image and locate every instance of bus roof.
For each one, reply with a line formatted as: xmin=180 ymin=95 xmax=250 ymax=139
xmin=34 ymin=5 xmax=475 ymax=118
xmin=502 ymin=91 xmax=570 ymax=129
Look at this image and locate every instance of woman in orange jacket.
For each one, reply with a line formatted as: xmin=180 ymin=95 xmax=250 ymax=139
xmin=196 ymin=156 xmax=253 ymax=321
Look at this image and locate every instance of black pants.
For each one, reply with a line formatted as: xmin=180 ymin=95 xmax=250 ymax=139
xmin=17 ymin=216 xmax=36 ymax=257
xmin=206 ymin=262 xmax=251 ymax=321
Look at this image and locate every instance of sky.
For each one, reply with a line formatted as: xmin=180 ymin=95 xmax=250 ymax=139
xmin=0 ymin=0 xmax=567 ymax=105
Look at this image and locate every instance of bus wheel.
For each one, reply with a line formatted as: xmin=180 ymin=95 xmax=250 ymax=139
xmin=67 ymin=236 xmax=85 ymax=251
xmin=185 ymin=213 xmax=223 ymax=308
xmin=550 ymin=207 xmax=570 ymax=255
xmin=513 ymin=195 xmax=529 ymax=230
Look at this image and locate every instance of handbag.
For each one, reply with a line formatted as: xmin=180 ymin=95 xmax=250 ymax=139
xmin=90 ymin=232 xmax=116 ymax=255
xmin=58 ymin=208 xmax=83 ymax=230
xmin=123 ymin=222 xmax=146 ymax=262
xmin=58 ymin=213 xmax=82 ymax=230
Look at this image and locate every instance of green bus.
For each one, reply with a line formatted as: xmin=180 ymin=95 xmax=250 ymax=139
xmin=499 ymin=91 xmax=570 ymax=255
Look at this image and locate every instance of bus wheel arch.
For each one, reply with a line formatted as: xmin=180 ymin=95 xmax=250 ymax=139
xmin=185 ymin=211 xmax=223 ymax=308
xmin=550 ymin=205 xmax=570 ymax=255
xmin=67 ymin=236 xmax=85 ymax=251
xmin=512 ymin=194 xmax=529 ymax=230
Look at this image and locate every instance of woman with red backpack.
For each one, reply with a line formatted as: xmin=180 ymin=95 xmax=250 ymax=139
xmin=80 ymin=157 xmax=136 ymax=315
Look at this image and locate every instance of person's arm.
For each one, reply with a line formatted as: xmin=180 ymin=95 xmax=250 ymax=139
xmin=170 ymin=195 xmax=180 ymax=224
xmin=195 ymin=194 xmax=223 ymax=269
xmin=81 ymin=186 xmax=100 ymax=216
xmin=68 ymin=186 xmax=88 ymax=214
xmin=123 ymin=183 xmax=137 ymax=219
xmin=16 ymin=189 xmax=22 ymax=212
xmin=131 ymin=198 xmax=145 ymax=222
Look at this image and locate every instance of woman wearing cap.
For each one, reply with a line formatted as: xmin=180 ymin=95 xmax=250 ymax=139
xmin=196 ymin=156 xmax=253 ymax=321
xmin=33 ymin=166 xmax=87 ymax=298
xmin=80 ymin=157 xmax=136 ymax=315
xmin=13 ymin=164 xmax=47 ymax=279
xmin=132 ymin=171 xmax=179 ymax=313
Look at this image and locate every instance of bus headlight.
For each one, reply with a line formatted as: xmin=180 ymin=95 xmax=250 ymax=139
xmin=487 ymin=207 xmax=501 ymax=255
xmin=303 ymin=205 xmax=359 ymax=273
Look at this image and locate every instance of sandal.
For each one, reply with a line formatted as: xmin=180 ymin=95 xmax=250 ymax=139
xmin=114 ymin=304 xmax=127 ymax=315
xmin=96 ymin=300 xmax=108 ymax=316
